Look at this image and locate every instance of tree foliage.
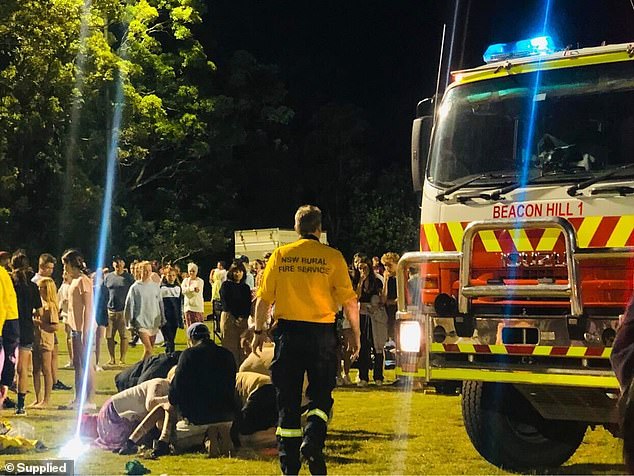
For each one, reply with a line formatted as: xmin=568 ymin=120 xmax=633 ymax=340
xmin=0 ymin=0 xmax=285 ymax=264
xmin=348 ymin=167 xmax=419 ymax=257
xmin=0 ymin=0 xmax=420 ymax=267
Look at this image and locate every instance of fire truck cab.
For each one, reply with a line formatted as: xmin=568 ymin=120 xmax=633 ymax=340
xmin=397 ymin=37 xmax=634 ymax=471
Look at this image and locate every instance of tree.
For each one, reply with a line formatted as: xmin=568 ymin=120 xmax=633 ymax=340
xmin=348 ymin=166 xmax=420 ymax=257
xmin=0 ymin=0 xmax=224 ymax=261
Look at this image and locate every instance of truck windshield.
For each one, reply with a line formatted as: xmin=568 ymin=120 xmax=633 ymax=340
xmin=428 ymin=61 xmax=634 ymax=188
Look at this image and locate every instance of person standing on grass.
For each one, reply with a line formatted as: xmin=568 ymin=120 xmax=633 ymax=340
xmin=11 ymin=251 xmax=42 ymax=415
xmin=32 ymin=277 xmax=59 ymax=408
xmin=160 ymin=267 xmax=183 ymax=354
xmin=57 ymin=270 xmax=74 ymax=369
xmin=381 ymin=252 xmax=400 ymax=340
xmin=210 ymin=261 xmax=227 ymax=323
xmin=31 ymin=253 xmax=71 ymax=391
xmin=104 ymin=257 xmax=134 ymax=365
xmin=251 ymin=205 xmax=361 ymax=475
xmin=62 ymin=248 xmax=96 ymax=411
xmin=125 ymin=261 xmax=165 ymax=361
xmin=220 ymin=261 xmax=251 ymax=366
xmin=93 ymin=269 xmax=109 ymax=372
xmin=353 ymin=255 xmax=385 ymax=387
xmin=0 ymin=252 xmax=19 ymax=409
xmin=181 ymin=263 xmax=204 ymax=328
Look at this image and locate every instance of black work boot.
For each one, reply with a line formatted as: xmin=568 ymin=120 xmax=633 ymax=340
xmin=278 ymin=436 xmax=301 ymax=475
xmin=300 ymin=441 xmax=326 ymax=475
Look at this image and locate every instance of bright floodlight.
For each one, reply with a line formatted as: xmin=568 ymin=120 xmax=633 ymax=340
xmin=399 ymin=321 xmax=422 ymax=353
xmin=59 ymin=436 xmax=90 ymax=459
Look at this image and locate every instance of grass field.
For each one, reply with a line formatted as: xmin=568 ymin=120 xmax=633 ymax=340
xmin=0 ymin=318 xmax=626 ymax=475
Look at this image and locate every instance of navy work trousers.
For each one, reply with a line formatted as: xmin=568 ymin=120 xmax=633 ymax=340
xmin=270 ymin=319 xmax=337 ymax=475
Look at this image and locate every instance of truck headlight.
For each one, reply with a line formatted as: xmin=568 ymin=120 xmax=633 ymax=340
xmin=399 ymin=321 xmax=421 ymax=353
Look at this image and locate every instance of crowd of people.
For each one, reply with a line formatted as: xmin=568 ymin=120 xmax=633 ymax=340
xmin=0 ymin=241 xmax=401 ymax=460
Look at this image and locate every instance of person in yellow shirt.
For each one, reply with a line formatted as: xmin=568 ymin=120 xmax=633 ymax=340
xmin=251 ymin=205 xmax=360 ymax=475
xmin=0 ymin=258 xmax=19 ymax=406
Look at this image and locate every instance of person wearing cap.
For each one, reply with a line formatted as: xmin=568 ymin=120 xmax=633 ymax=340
xmin=181 ymin=262 xmax=205 ymax=328
xmin=169 ymin=322 xmax=237 ymax=428
xmin=251 ymin=205 xmax=361 ymax=475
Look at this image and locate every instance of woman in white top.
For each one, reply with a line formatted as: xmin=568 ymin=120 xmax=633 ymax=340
xmin=181 ymin=262 xmax=204 ymax=328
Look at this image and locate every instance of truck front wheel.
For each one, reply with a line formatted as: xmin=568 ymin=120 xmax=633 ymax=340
xmin=461 ymin=381 xmax=587 ymax=472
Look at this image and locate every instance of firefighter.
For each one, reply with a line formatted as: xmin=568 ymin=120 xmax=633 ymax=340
xmin=251 ymin=205 xmax=360 ymax=475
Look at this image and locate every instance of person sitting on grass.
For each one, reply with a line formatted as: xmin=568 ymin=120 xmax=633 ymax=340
xmin=234 ymin=371 xmax=278 ymax=439
xmin=119 ymin=323 xmax=237 ymax=458
xmin=94 ymin=374 xmax=172 ymax=452
xmin=31 ymin=277 xmax=59 ymax=408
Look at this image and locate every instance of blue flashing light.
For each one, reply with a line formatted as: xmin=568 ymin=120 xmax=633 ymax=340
xmin=483 ymin=35 xmax=556 ymax=63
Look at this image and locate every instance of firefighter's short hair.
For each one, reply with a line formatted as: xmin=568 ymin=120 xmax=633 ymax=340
xmin=294 ymin=205 xmax=322 ymax=236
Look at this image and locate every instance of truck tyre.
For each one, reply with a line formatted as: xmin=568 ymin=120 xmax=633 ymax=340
xmin=461 ymin=381 xmax=586 ymax=472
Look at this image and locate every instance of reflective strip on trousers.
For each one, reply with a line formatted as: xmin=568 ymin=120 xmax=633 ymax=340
xmin=306 ymin=408 xmax=329 ymax=424
xmin=276 ymin=427 xmax=303 ymax=438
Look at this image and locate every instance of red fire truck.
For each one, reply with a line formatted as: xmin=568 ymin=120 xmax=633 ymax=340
xmin=397 ymin=37 xmax=634 ymax=471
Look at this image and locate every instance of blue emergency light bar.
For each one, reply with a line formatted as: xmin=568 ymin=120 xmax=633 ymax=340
xmin=483 ymin=36 xmax=557 ymax=63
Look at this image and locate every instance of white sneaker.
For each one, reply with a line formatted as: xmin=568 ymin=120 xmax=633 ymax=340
xmin=336 ymin=377 xmax=344 ymax=386
xmin=375 ymin=380 xmax=383 ymax=386
xmin=64 ymin=362 xmax=73 ymax=369
xmin=342 ymin=375 xmax=352 ymax=386
xmin=357 ymin=380 xmax=368 ymax=388
xmin=95 ymin=365 xmax=104 ymax=372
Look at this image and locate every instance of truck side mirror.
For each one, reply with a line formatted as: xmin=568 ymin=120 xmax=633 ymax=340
xmin=411 ymin=116 xmax=433 ymax=192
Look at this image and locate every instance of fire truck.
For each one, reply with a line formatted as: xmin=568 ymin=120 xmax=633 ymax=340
xmin=396 ymin=37 xmax=634 ymax=471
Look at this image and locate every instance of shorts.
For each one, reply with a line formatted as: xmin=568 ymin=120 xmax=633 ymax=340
xmin=19 ymin=343 xmax=33 ymax=351
xmin=96 ymin=311 xmax=108 ymax=327
xmin=106 ymin=311 xmax=128 ymax=340
xmin=138 ymin=328 xmax=159 ymax=337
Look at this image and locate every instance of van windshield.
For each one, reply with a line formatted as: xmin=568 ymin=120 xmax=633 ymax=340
xmin=428 ymin=61 xmax=634 ymax=188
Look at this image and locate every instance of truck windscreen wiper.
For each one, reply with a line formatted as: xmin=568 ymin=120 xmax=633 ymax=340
xmin=436 ymin=173 xmax=517 ymax=201
xmin=567 ymin=163 xmax=634 ymax=197
xmin=452 ymin=177 xmax=534 ymax=203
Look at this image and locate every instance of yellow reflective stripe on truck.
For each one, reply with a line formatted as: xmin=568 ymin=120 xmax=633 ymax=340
xmin=395 ymin=367 xmax=619 ymax=389
xmin=430 ymin=342 xmax=612 ymax=358
xmin=452 ymin=49 xmax=634 ymax=86
xmin=420 ymin=215 xmax=634 ymax=252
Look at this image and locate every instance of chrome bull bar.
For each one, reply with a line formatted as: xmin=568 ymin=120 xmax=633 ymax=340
xmin=397 ymin=216 xmax=634 ymax=318
xmin=460 ymin=218 xmax=582 ymax=315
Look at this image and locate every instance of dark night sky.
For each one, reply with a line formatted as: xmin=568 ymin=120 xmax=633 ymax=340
xmin=201 ymin=0 xmax=634 ymax=170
